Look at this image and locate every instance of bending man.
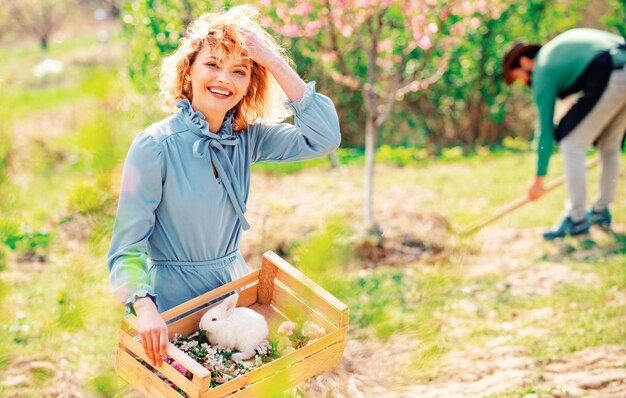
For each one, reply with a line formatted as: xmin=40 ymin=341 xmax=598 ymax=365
xmin=502 ymin=28 xmax=626 ymax=240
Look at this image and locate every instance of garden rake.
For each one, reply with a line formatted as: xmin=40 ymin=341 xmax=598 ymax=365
xmin=459 ymin=157 xmax=600 ymax=236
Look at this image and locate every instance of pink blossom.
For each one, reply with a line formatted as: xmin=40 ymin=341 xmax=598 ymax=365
xmin=354 ymin=0 xmax=374 ymax=7
xmin=281 ymin=24 xmax=302 ymax=38
xmin=413 ymin=15 xmax=427 ymax=26
xmin=321 ymin=52 xmax=337 ymax=63
xmin=440 ymin=7 xmax=451 ymax=21
xmin=291 ymin=2 xmax=312 ymax=16
xmin=276 ymin=6 xmax=287 ymax=20
xmin=377 ymin=38 xmax=393 ymax=53
xmin=305 ymin=20 xmax=324 ymax=36
xmin=170 ymin=361 xmax=187 ymax=376
xmin=377 ymin=58 xmax=393 ymax=70
xmin=341 ymin=27 xmax=353 ymax=37
xmin=416 ymin=36 xmax=432 ymax=51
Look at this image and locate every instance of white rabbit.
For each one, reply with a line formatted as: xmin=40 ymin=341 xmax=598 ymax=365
xmin=199 ymin=293 xmax=269 ymax=361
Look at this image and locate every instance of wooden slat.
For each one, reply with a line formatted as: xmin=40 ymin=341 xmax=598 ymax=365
xmin=237 ymin=284 xmax=258 ymax=307
xmin=274 ymin=268 xmax=345 ymax=328
xmin=225 ymin=340 xmax=346 ymax=398
xmin=161 ymin=270 xmax=260 ymax=322
xmin=257 ymin=257 xmax=278 ymax=305
xmin=116 ymin=347 xmax=192 ymax=398
xmin=118 ymin=332 xmax=200 ymax=396
xmin=119 ymin=321 xmax=211 ymax=380
xmin=169 ymin=344 xmax=213 ymax=393
xmin=167 ymin=284 xmax=259 ymax=338
xmin=247 ymin=303 xmax=288 ymax=336
xmin=119 ymin=329 xmax=209 ymax=391
xmin=205 ymin=329 xmax=346 ymax=397
xmin=271 ymin=282 xmax=335 ymax=333
xmin=263 ymin=251 xmax=349 ymax=328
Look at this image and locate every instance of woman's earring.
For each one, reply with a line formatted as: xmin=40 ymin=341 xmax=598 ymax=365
xmin=184 ymin=75 xmax=191 ymax=82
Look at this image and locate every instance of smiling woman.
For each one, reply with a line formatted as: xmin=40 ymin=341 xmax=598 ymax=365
xmin=106 ymin=5 xmax=341 ymax=369
xmin=159 ymin=8 xmax=296 ymax=133
xmin=186 ymin=50 xmax=252 ymax=131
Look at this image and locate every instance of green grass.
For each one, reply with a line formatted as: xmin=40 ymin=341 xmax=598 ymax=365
xmin=486 ymin=387 xmax=557 ymax=398
xmin=454 ymin=254 xmax=626 ymax=363
xmin=4 ymin=66 xmax=132 ymax=118
xmin=251 ymin=156 xmax=335 ymax=174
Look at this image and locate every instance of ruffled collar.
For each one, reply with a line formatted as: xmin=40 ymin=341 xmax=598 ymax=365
xmin=174 ymin=98 xmax=249 ymax=230
xmin=175 ymin=98 xmax=236 ymax=139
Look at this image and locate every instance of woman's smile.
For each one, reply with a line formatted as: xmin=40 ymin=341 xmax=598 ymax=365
xmin=207 ymin=85 xmax=233 ymax=98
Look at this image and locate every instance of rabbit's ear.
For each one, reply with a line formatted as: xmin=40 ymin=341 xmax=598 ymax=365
xmin=224 ymin=293 xmax=239 ymax=312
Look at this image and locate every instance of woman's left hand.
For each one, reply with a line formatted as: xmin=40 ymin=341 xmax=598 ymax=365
xmin=240 ymin=29 xmax=306 ymax=101
xmin=241 ymin=31 xmax=279 ymax=68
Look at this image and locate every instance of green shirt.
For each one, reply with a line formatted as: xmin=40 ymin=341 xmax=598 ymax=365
xmin=532 ymin=28 xmax=626 ymax=176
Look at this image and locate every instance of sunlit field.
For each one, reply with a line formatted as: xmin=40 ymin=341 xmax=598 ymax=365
xmin=1 ymin=3 xmax=625 ymax=398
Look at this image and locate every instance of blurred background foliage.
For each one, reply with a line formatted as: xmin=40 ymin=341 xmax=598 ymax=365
xmin=119 ymin=0 xmax=624 ymax=151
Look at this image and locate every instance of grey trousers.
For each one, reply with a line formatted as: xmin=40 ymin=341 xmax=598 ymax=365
xmin=559 ymin=68 xmax=626 ymax=221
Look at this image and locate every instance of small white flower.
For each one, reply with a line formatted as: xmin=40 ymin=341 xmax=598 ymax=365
xmin=277 ymin=321 xmax=296 ymax=336
xmin=302 ymin=321 xmax=326 ymax=340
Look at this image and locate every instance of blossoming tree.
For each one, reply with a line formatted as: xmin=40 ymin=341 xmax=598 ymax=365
xmin=261 ymin=0 xmax=503 ymax=229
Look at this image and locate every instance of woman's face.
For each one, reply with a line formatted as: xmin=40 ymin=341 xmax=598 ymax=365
xmin=187 ymin=45 xmax=252 ymax=123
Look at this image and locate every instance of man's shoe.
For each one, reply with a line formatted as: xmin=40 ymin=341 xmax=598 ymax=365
xmin=587 ymin=208 xmax=611 ymax=228
xmin=543 ymin=216 xmax=590 ymax=241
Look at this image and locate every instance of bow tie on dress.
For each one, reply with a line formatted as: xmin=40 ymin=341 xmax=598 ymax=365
xmin=176 ymin=99 xmax=250 ymax=230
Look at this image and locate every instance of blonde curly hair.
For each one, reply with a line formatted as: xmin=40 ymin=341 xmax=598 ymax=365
xmin=160 ymin=5 xmax=292 ymax=131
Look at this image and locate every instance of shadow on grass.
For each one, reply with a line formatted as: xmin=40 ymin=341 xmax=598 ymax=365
xmin=542 ymin=229 xmax=626 ymax=262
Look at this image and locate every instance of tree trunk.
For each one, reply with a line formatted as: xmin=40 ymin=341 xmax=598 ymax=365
xmin=364 ymin=114 xmax=377 ymax=229
xmin=40 ymin=36 xmax=48 ymax=51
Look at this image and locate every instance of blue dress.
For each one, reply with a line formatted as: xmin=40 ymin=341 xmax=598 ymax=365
xmin=107 ymin=82 xmax=340 ymax=312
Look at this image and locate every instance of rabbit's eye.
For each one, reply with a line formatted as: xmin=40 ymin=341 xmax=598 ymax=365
xmin=211 ymin=318 xmax=217 ymax=322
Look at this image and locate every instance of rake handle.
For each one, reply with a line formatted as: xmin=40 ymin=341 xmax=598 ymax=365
xmin=459 ymin=157 xmax=600 ymax=236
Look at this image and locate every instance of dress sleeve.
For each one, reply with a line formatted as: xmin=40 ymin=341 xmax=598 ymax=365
xmin=107 ymin=132 xmax=164 ymax=310
xmin=249 ymin=82 xmax=341 ymax=163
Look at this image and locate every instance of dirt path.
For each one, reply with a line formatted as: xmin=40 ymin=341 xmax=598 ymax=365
xmin=300 ymin=225 xmax=626 ymax=398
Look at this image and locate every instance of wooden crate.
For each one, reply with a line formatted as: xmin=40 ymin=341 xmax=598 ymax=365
xmin=115 ymin=251 xmax=349 ymax=398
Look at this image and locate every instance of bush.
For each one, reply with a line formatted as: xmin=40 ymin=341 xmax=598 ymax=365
xmin=67 ymin=174 xmax=112 ymax=215
xmin=2 ymin=222 xmax=51 ymax=261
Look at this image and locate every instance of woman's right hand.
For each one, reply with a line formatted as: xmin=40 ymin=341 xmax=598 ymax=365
xmin=134 ymin=296 xmax=168 ymax=367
